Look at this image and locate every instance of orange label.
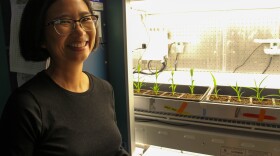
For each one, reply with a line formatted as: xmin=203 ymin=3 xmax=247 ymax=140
xmin=177 ymin=102 xmax=188 ymax=114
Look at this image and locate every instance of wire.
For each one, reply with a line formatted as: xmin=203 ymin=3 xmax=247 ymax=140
xmin=168 ymin=42 xmax=175 ymax=52
xmin=147 ymin=60 xmax=154 ymax=73
xmin=167 ymin=42 xmax=180 ymax=71
xmin=174 ymin=53 xmax=180 ymax=71
xmin=141 ymin=14 xmax=150 ymax=51
xmin=133 ymin=57 xmax=167 ymax=75
xmin=233 ymin=44 xmax=264 ymax=73
xmin=262 ymin=56 xmax=273 ymax=74
xmin=133 ymin=42 xmax=176 ymax=75
xmin=132 ymin=47 xmax=145 ymax=51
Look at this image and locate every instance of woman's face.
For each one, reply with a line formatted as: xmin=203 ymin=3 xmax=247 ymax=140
xmin=43 ymin=0 xmax=96 ymax=65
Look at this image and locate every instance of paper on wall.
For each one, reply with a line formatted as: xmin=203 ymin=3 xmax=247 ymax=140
xmin=92 ymin=11 xmax=102 ymax=38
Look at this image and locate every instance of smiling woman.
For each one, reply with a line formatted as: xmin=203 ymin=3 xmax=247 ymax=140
xmin=42 ymin=0 xmax=98 ymax=68
xmin=0 ymin=0 xmax=129 ymax=155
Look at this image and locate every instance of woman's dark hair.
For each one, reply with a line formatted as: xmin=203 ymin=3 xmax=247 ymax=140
xmin=19 ymin=0 xmax=99 ymax=61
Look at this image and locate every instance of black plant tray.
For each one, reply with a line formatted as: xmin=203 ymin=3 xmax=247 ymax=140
xmin=205 ymin=85 xmax=280 ymax=107
xmin=134 ymin=82 xmax=211 ymax=102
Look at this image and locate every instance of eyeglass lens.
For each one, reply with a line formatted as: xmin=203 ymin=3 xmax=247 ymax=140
xmin=54 ymin=15 xmax=97 ymax=35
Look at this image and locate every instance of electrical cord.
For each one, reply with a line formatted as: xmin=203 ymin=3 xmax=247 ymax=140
xmin=167 ymin=42 xmax=179 ymax=71
xmin=133 ymin=40 xmax=171 ymax=75
xmin=262 ymin=56 xmax=273 ymax=74
xmin=233 ymin=44 xmax=264 ymax=73
xmin=133 ymin=57 xmax=167 ymax=75
xmin=174 ymin=53 xmax=180 ymax=71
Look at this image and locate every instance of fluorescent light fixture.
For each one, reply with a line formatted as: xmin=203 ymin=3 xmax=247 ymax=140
xmin=130 ymin=0 xmax=280 ymax=13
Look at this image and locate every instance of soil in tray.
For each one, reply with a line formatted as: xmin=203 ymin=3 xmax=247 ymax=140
xmin=143 ymin=90 xmax=165 ymax=96
xmin=251 ymin=98 xmax=273 ymax=106
xmin=274 ymin=99 xmax=280 ymax=106
xmin=134 ymin=89 xmax=151 ymax=94
xmin=161 ymin=92 xmax=182 ymax=98
xmin=230 ymin=96 xmax=251 ymax=105
xmin=180 ymin=93 xmax=203 ymax=100
xmin=210 ymin=95 xmax=275 ymax=106
xmin=134 ymin=89 xmax=204 ymax=101
xmin=134 ymin=89 xmax=168 ymax=96
xmin=209 ymin=95 xmax=229 ymax=103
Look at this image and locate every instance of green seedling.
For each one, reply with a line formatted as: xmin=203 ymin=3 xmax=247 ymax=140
xmin=189 ymin=68 xmax=195 ymax=94
xmin=230 ymin=82 xmax=244 ymax=102
xmin=133 ymin=63 xmax=144 ymax=93
xmin=210 ymin=72 xmax=220 ymax=98
xmin=169 ymin=70 xmax=177 ymax=96
xmin=151 ymin=69 xmax=160 ymax=95
xmin=246 ymin=76 xmax=268 ymax=102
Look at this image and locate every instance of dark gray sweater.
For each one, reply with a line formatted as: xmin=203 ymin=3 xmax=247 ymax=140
xmin=0 ymin=70 xmax=129 ymax=156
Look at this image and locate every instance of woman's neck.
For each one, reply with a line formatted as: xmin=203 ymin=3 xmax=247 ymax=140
xmin=46 ymin=63 xmax=89 ymax=93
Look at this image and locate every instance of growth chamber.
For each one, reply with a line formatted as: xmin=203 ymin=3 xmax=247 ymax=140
xmin=124 ymin=0 xmax=280 ymax=155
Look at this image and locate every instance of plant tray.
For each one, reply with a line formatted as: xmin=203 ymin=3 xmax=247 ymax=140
xmin=205 ymin=86 xmax=280 ymax=107
xmin=134 ymin=82 xmax=211 ymax=102
xmin=134 ymin=84 xmax=280 ymax=125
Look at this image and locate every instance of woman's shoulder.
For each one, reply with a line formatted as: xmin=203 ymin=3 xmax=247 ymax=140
xmin=19 ymin=70 xmax=52 ymax=92
xmin=13 ymin=70 xmax=55 ymax=102
xmin=20 ymin=70 xmax=48 ymax=87
xmin=5 ymin=87 xmax=40 ymax=115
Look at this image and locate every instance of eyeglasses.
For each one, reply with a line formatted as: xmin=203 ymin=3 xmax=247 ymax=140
xmin=46 ymin=15 xmax=98 ymax=36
